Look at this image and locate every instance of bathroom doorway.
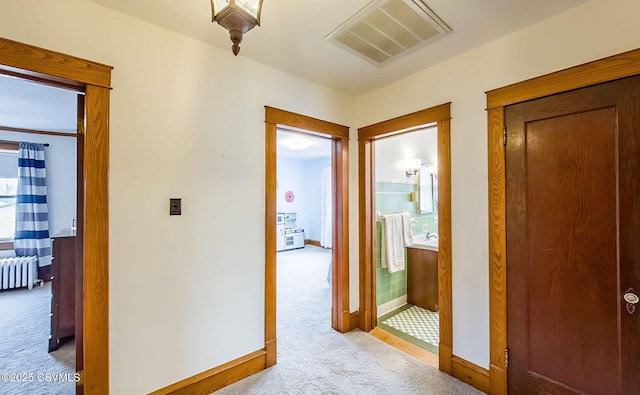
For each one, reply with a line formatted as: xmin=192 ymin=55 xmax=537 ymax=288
xmin=373 ymin=126 xmax=440 ymax=357
xmin=358 ymin=103 xmax=453 ymax=373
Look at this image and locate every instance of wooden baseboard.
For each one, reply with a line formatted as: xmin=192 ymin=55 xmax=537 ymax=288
xmin=265 ymin=338 xmax=276 ymax=368
xmin=349 ymin=311 xmax=359 ymax=331
xmin=451 ymin=355 xmax=490 ymax=394
xmin=370 ymin=327 xmax=438 ymax=367
xmin=304 ymin=239 xmax=321 ymax=247
xmin=357 ymin=307 xmax=371 ymax=332
xmin=149 ymin=349 xmax=267 ymax=394
xmin=489 ymin=364 xmax=507 ymax=395
xmin=439 ymin=343 xmax=453 ymax=375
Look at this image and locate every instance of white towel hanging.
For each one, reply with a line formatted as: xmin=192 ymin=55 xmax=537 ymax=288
xmin=381 ymin=214 xmax=405 ymax=273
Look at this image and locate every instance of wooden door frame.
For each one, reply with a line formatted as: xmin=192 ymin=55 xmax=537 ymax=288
xmin=357 ymin=103 xmax=453 ymax=374
xmin=0 ymin=37 xmax=111 ymax=394
xmin=264 ymin=106 xmax=350 ymax=367
xmin=485 ymin=47 xmax=640 ymax=395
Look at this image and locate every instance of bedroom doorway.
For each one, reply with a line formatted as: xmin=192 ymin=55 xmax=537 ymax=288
xmin=0 ymin=74 xmax=81 ymax=394
xmin=265 ymin=106 xmax=350 ymax=367
xmin=0 ymin=37 xmax=111 ymax=394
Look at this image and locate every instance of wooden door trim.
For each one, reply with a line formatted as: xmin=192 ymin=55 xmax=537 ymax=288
xmin=331 ymin=136 xmax=351 ymax=333
xmin=0 ymin=37 xmax=111 ymax=394
xmin=265 ymin=107 xmax=349 ymax=139
xmin=485 ymin=47 xmax=640 ymax=395
xmin=265 ymin=106 xmax=351 ymax=367
xmin=357 ymin=103 xmax=453 ymax=374
xmin=486 ymin=48 xmax=640 ymax=109
xmin=83 ymin=85 xmax=109 ymax=394
xmin=0 ymin=37 xmax=112 ymax=89
xmin=358 ymin=104 xmax=451 ymax=141
xmin=75 ymin=94 xmax=85 ymax=393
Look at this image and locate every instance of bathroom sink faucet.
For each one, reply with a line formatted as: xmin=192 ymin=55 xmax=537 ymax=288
xmin=424 ymin=232 xmax=438 ymax=241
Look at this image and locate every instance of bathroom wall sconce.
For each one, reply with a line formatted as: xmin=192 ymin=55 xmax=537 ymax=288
xmin=405 ymin=158 xmax=421 ymax=177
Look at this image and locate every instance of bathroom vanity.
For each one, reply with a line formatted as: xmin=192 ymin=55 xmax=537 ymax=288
xmin=407 ymin=237 xmax=439 ymax=312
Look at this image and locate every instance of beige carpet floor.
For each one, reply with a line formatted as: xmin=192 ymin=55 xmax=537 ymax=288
xmin=0 ymin=281 xmax=75 ymax=395
xmin=214 ymin=245 xmax=482 ymax=395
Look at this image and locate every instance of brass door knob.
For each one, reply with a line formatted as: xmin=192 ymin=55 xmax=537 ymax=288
xmin=624 ymin=288 xmax=639 ymax=314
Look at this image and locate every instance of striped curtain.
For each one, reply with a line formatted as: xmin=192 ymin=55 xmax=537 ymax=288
xmin=14 ymin=142 xmax=51 ymax=268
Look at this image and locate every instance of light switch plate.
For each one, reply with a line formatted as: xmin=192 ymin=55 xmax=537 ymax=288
xmin=170 ymin=198 xmax=181 ymax=215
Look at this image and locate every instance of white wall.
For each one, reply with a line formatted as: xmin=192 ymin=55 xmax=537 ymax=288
xmin=0 ymin=1 xmax=356 ymax=393
xmin=5 ymin=0 xmax=639 ymax=389
xmin=0 ymin=131 xmax=76 ymax=236
xmin=276 ymin=157 xmax=330 ymax=239
xmin=276 ymin=157 xmax=310 ymax=232
xmin=356 ymin=0 xmax=640 ymax=368
xmin=374 ymin=127 xmax=437 ymax=181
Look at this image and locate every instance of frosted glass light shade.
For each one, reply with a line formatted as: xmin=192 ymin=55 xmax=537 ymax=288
xmin=212 ymin=0 xmax=230 ymax=14
xmin=236 ymin=0 xmax=261 ymax=18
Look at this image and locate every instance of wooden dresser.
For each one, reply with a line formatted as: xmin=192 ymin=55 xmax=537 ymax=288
xmin=49 ymin=228 xmax=76 ymax=352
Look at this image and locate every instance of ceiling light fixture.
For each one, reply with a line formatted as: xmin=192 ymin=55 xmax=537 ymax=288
xmin=283 ymin=138 xmax=313 ymax=151
xmin=210 ymin=0 xmax=263 ymax=56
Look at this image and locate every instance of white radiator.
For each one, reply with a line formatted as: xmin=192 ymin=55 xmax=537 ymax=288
xmin=0 ymin=256 xmax=39 ymax=290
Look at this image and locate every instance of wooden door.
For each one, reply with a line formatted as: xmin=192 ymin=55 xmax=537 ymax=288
xmin=505 ymin=76 xmax=640 ymax=394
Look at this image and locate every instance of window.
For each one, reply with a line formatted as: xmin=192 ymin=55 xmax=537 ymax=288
xmin=0 ymin=148 xmax=18 ymax=241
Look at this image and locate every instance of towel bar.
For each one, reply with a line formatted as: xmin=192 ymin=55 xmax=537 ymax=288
xmin=376 ymin=211 xmax=417 ymax=223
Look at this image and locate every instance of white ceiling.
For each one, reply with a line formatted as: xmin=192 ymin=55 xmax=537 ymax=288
xmin=88 ymin=0 xmax=587 ymax=96
xmin=0 ymin=0 xmax=588 ymax=132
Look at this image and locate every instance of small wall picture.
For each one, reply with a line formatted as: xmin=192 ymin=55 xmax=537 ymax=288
xmin=285 ymin=190 xmax=295 ymax=202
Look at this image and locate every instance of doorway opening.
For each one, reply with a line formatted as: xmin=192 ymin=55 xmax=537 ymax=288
xmin=276 ymin=129 xmax=333 ymax=253
xmin=265 ymin=107 xmax=350 ymax=367
xmin=275 ymin=127 xmax=333 ymax=287
xmin=358 ymin=103 xmax=453 ymax=373
xmin=275 ymin=128 xmax=334 ymax=364
xmin=0 ymin=37 xmax=111 ymax=393
xmin=0 ymin=73 xmax=81 ymax=394
xmin=372 ymin=124 xmax=440 ymax=358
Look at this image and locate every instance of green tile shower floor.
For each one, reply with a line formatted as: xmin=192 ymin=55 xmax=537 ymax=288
xmin=378 ymin=304 xmax=439 ymax=354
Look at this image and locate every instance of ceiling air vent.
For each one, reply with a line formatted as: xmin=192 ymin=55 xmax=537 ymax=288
xmin=325 ymin=0 xmax=452 ymax=66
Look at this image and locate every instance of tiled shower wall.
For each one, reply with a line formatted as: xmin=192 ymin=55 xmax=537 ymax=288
xmin=375 ymin=180 xmax=438 ymax=307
